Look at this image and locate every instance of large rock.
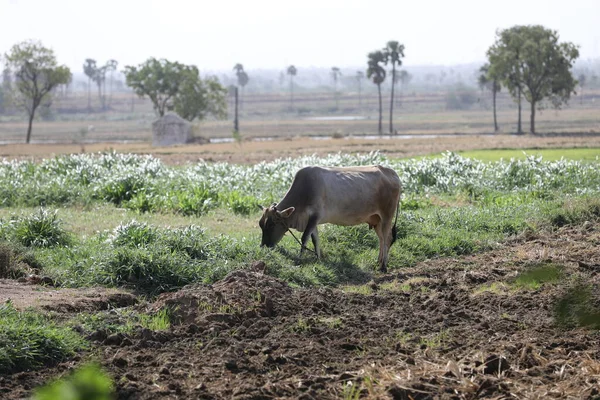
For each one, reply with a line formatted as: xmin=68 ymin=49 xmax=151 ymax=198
xmin=152 ymin=113 xmax=191 ymax=147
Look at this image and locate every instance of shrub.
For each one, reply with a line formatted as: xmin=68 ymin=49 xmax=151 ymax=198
xmin=221 ymin=191 xmax=260 ymax=215
xmin=109 ymin=220 xmax=158 ymax=247
xmin=13 ymin=209 xmax=71 ymax=247
xmin=0 ymin=302 xmax=85 ymax=373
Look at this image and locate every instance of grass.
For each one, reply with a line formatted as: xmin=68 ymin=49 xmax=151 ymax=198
xmin=455 ymin=148 xmax=600 ymax=162
xmin=1 ymin=191 xmax=599 ymax=294
xmin=70 ymin=307 xmax=172 ymax=336
xmin=0 ymin=152 xmax=598 ymax=294
xmin=419 ymin=329 xmax=451 ymax=349
xmin=0 ymin=302 xmax=86 ymax=374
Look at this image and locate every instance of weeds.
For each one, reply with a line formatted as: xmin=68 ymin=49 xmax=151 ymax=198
xmin=419 ymin=329 xmax=450 ymax=349
xmin=291 ymin=317 xmax=312 ymax=333
xmin=12 ymin=208 xmax=71 ymax=247
xmin=138 ymin=308 xmax=171 ymax=331
xmin=1 ymin=151 xmax=598 ymax=213
xmin=0 ymin=302 xmax=86 ymax=373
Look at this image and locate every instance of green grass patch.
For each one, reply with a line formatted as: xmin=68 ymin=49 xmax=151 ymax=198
xmin=0 ymin=302 xmax=86 ymax=374
xmin=70 ymin=307 xmax=171 ymax=336
xmin=15 ymin=195 xmax=600 ymax=293
xmin=455 ymin=148 xmax=600 ymax=162
xmin=512 ymin=263 xmax=563 ymax=290
xmin=474 ymin=263 xmax=564 ymax=294
xmin=474 ymin=282 xmax=509 ymax=295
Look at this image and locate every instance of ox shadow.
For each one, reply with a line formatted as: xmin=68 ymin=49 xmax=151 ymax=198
xmin=273 ymin=246 xmax=374 ymax=286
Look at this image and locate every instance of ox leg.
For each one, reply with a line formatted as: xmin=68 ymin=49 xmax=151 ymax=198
xmin=375 ymin=219 xmax=393 ymax=273
xmin=311 ymin=229 xmax=321 ymax=259
xmin=301 ymin=215 xmax=319 ymax=258
xmin=373 ymin=224 xmax=386 ymax=272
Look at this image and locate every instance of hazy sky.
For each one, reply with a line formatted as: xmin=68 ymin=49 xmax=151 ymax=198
xmin=1 ymin=0 xmax=599 ymax=74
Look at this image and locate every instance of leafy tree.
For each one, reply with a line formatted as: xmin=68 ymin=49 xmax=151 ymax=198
xmin=124 ymin=58 xmax=192 ymax=117
xmin=355 ymin=70 xmax=364 ymax=108
xmin=286 ymin=65 xmax=297 ymax=110
xmin=4 ymin=40 xmax=71 ymax=143
xmin=83 ymin=59 xmax=96 ymax=111
xmin=478 ymin=63 xmax=501 ymax=132
xmin=487 ymin=25 xmax=579 ymax=134
xmin=367 ymin=51 xmax=386 ymax=135
xmin=124 ymin=58 xmax=226 ymax=122
xmin=330 ymin=66 xmax=342 ymax=110
xmin=383 ymin=41 xmax=405 ymax=134
xmin=173 ymin=69 xmax=227 ymax=122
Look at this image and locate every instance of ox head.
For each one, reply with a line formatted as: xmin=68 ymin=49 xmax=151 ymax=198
xmin=258 ymin=203 xmax=295 ymax=248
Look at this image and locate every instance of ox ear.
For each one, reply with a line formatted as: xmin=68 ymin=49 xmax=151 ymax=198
xmin=277 ymin=207 xmax=295 ymax=218
xmin=257 ymin=204 xmax=265 ymax=211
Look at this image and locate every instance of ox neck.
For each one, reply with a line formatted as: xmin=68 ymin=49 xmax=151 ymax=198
xmin=276 ymin=198 xmax=304 ymax=232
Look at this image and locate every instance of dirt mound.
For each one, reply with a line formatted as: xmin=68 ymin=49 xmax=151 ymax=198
xmin=152 ymin=268 xmax=293 ymax=326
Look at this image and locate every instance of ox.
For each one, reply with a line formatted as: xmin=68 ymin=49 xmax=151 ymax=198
xmin=259 ymin=165 xmax=401 ymax=272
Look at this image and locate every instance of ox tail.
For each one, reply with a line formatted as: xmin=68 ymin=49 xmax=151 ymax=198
xmin=391 ymin=201 xmax=400 ymax=246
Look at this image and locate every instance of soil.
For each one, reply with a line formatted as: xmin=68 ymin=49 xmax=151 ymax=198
xmin=1 ymin=222 xmax=600 ymax=399
xmin=1 ymin=133 xmax=600 ymax=165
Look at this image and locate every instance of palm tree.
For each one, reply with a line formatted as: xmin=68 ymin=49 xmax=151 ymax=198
xmin=367 ymin=51 xmax=386 ymax=135
xmin=233 ymin=63 xmax=249 ymax=110
xmin=478 ymin=63 xmax=501 ymax=132
xmin=383 ymin=41 xmax=405 ymax=134
xmin=355 ymin=71 xmax=364 ymax=109
xmin=106 ymin=59 xmax=118 ymax=108
xmin=83 ymin=58 xmax=96 ymax=112
xmin=331 ymin=66 xmax=342 ymax=110
xmin=287 ymin=65 xmax=297 ymax=110
xmin=233 ymin=63 xmax=244 ymax=75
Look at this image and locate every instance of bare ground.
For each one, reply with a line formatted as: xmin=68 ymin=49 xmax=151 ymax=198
xmin=2 ymin=133 xmax=600 ymax=165
xmin=1 ymin=222 xmax=599 ymax=399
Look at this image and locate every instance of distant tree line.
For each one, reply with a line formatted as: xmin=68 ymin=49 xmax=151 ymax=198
xmin=0 ymin=24 xmax=590 ymax=142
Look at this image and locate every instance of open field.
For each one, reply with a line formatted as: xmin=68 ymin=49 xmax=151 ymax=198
xmin=1 ymin=133 xmax=600 ymax=165
xmin=0 ymin=141 xmax=599 ymax=398
xmin=1 ymin=88 xmax=599 ymax=142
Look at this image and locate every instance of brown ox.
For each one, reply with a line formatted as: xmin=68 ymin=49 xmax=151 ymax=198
xmin=259 ymin=165 xmax=401 ymax=272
